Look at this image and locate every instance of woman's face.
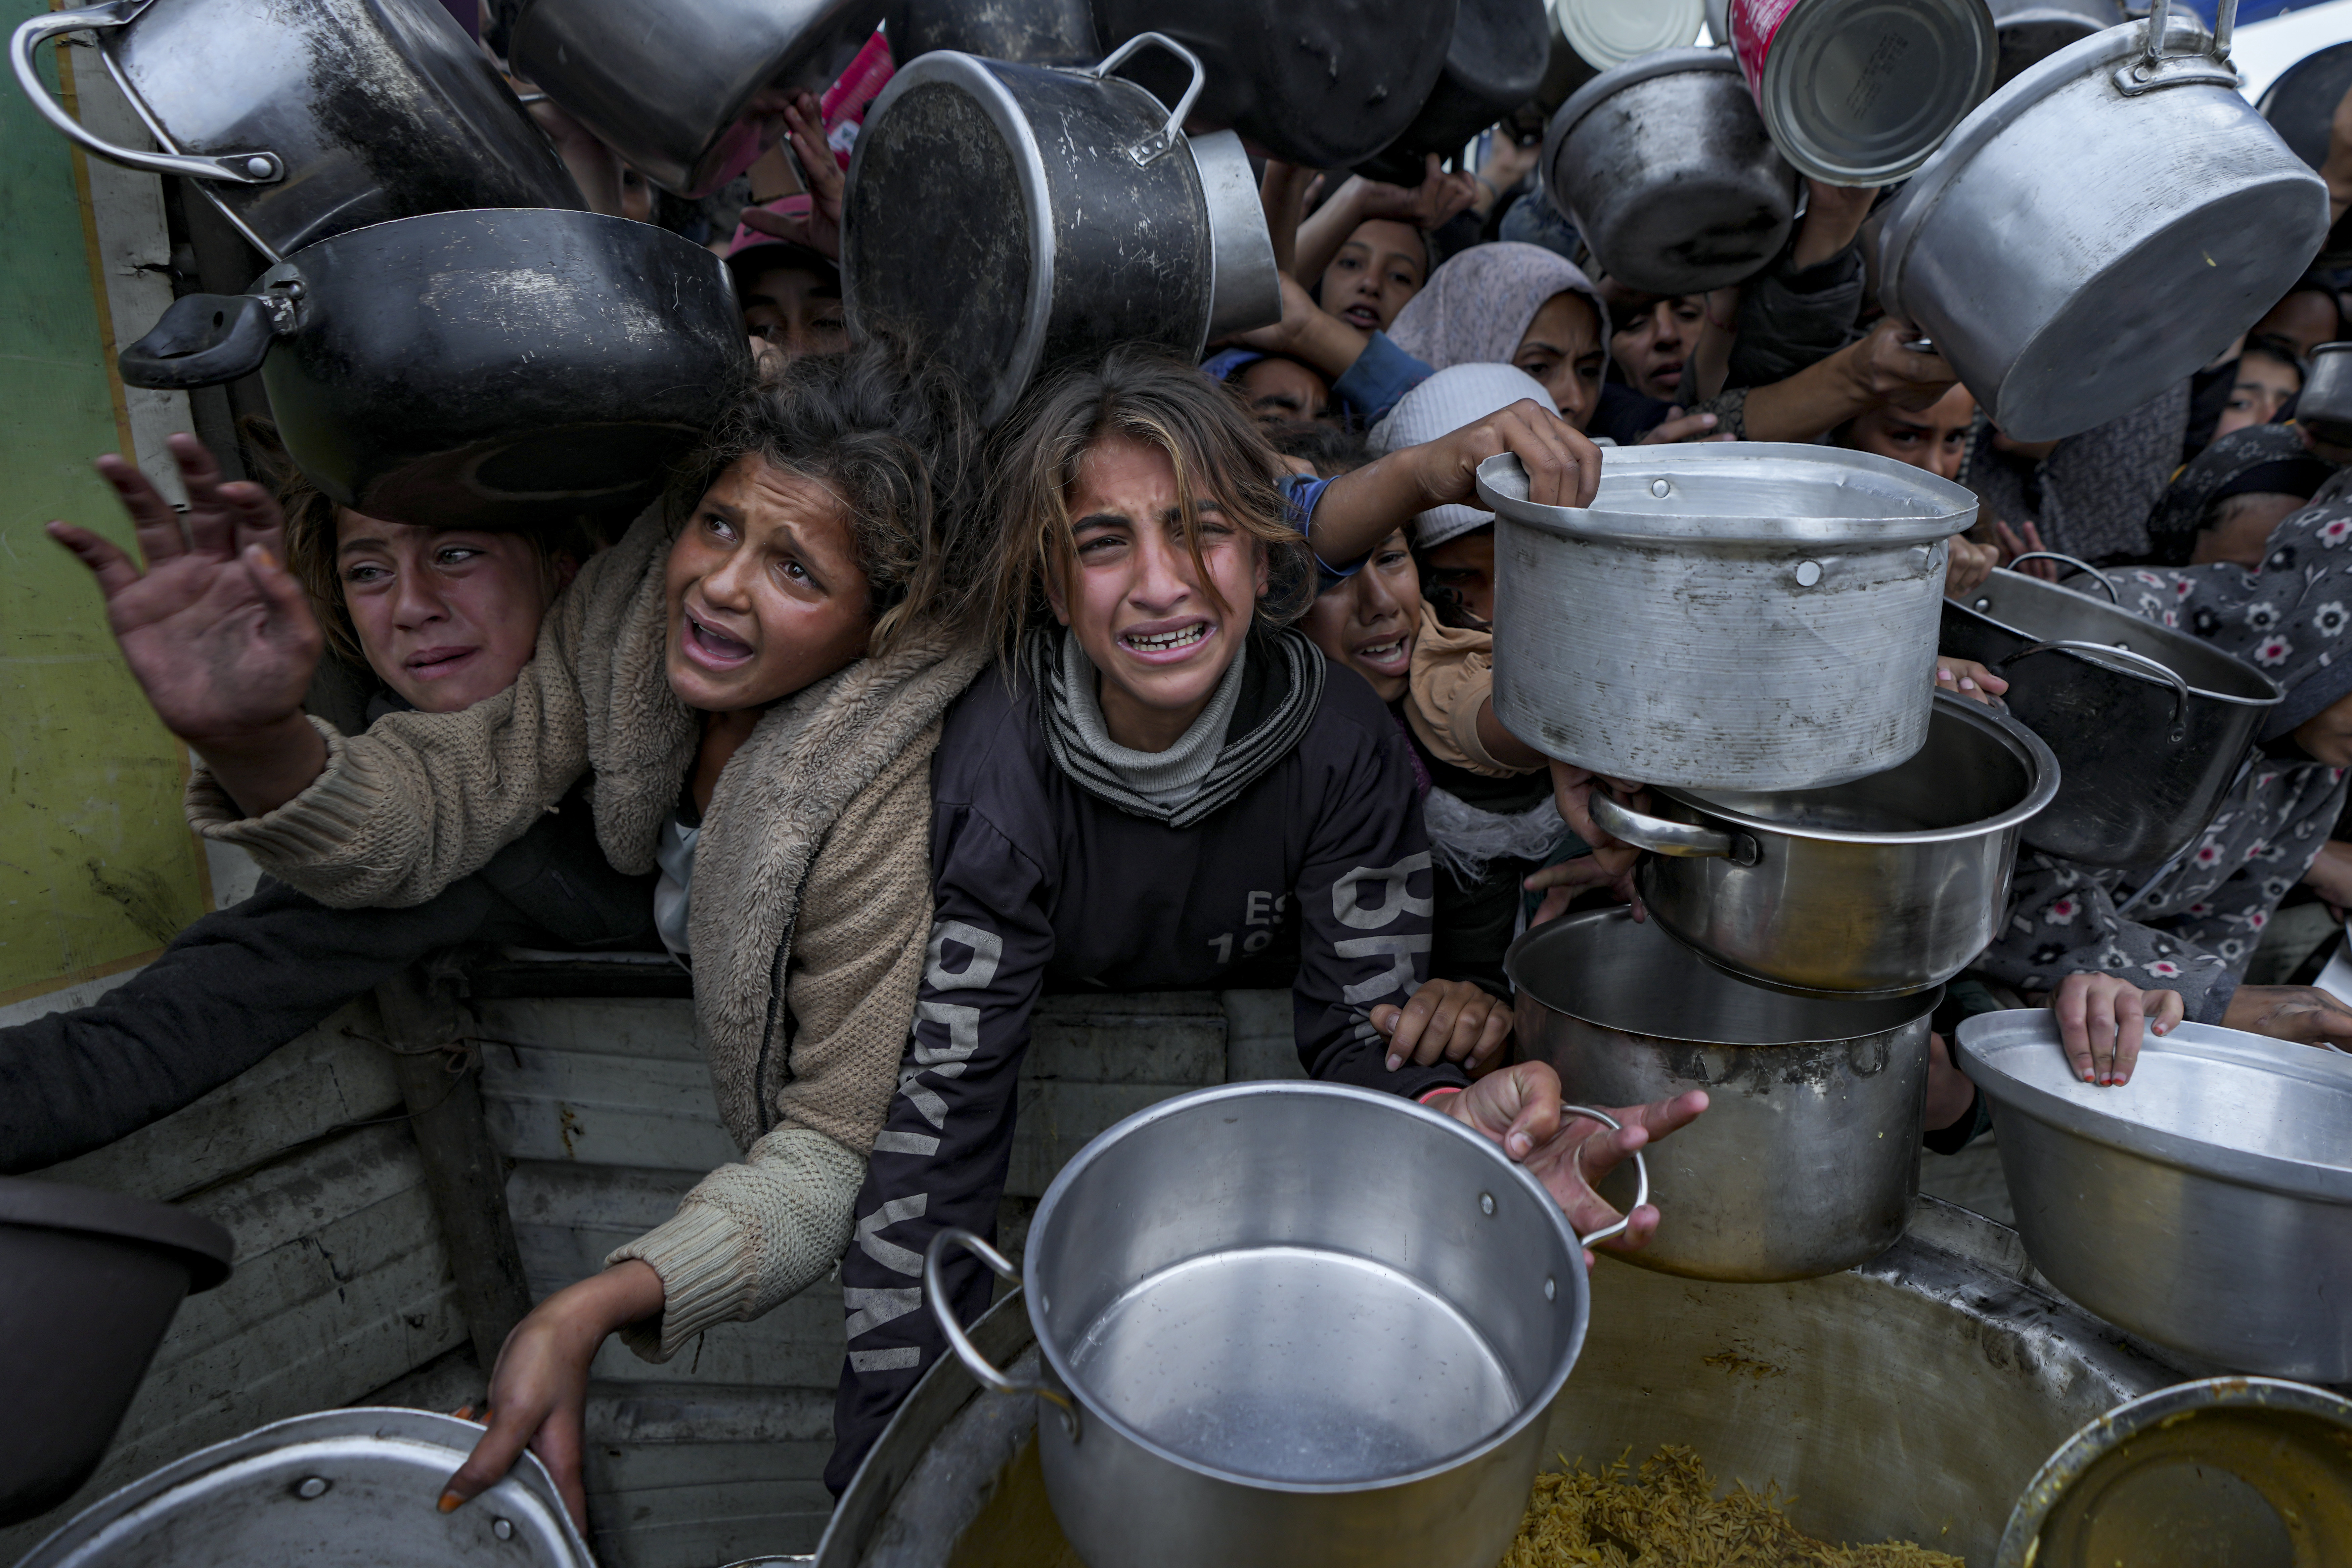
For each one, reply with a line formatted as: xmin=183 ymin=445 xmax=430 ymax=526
xmin=1611 ymin=296 xmax=1704 ymax=402
xmin=2295 ymin=686 xmax=2352 ymax=768
xmin=1319 ymin=219 xmax=1427 ymax=334
xmin=1301 ymin=530 xmax=1418 ymax=704
xmin=2215 ymin=354 xmax=2300 ymax=439
xmin=1047 ymin=434 xmax=1267 ymax=749
xmin=664 ymin=454 xmax=874 ymax=713
xmin=1512 ymin=292 xmax=1606 ymax=432
xmin=336 ymin=511 xmax=561 ymax=713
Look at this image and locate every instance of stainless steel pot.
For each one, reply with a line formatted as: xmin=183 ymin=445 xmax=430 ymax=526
xmin=116 ymin=209 xmax=750 ymax=529
xmin=1586 ymin=692 xmax=2058 ymax=998
xmin=2297 ymin=340 xmax=2352 ymax=448
xmin=1092 ymin=0 xmax=1456 ymax=168
xmin=1508 ymin=908 xmax=1938 ymax=1281
xmin=1940 ymin=561 xmax=2282 ymax=868
xmin=1542 ymin=48 xmax=1796 ymax=294
xmin=509 ymin=0 xmax=887 ymax=197
xmin=0 ymin=1180 xmax=231 ymax=1526
xmin=1879 ymin=0 xmax=2331 ymax=442
xmin=921 ymin=1082 xmax=1644 ymax=1568
xmin=17 ymin=1409 xmax=592 ymax=1567
xmin=10 ymin=0 xmax=582 ymax=260
xmin=2258 ymin=37 xmax=2352 ymax=265
xmin=824 ymin=1199 xmax=2176 ymax=1568
xmin=1996 ymin=1377 xmax=2352 ymax=1568
xmin=1955 ymin=1011 xmax=2352 ymax=1381
xmin=1990 ymin=0 xmax=2123 ymax=89
xmin=1532 ymin=0 xmax=1706 ymax=116
xmin=844 ymin=36 xmax=1278 ymax=426
xmin=1727 ymin=0 xmax=1997 ymax=185
xmin=1479 ymin=444 xmax=1978 ymax=792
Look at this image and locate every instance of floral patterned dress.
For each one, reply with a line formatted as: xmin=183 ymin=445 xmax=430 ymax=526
xmin=1972 ymin=477 xmax=2352 ymax=1019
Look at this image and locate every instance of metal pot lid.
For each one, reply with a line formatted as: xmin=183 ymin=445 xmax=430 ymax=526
xmin=1878 ymin=11 xmax=2205 ymax=316
xmin=1476 ymin=443 xmax=1976 ymax=547
xmin=1550 ymin=44 xmax=1740 ymax=144
xmin=2260 ymin=39 xmax=2352 ymax=172
xmin=1997 ymin=1377 xmax=2352 ymax=1568
xmin=1554 ymin=0 xmax=1704 ymax=74
xmin=1944 ymin=568 xmax=2285 ymax=709
xmin=1743 ymin=0 xmax=1997 ymax=186
xmin=1953 ymin=1012 xmax=2352 ymax=1203
xmin=16 ymin=1409 xmax=593 ymax=1568
xmin=0 ymin=1177 xmax=232 ymax=1293
xmin=1654 ymin=691 xmax=2060 ymax=845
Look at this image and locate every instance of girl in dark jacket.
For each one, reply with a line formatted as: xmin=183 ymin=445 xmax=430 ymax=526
xmin=827 ymin=347 xmax=1706 ymax=1489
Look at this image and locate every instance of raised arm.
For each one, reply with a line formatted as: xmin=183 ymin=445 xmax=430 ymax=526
xmin=1306 ymin=397 xmax=1602 ymax=568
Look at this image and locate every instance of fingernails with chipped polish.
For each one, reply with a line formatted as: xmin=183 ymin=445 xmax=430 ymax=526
xmin=439 ymin=1492 xmax=464 ymax=1513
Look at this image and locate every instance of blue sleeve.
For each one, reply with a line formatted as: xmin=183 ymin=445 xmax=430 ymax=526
xmin=1330 ymin=331 xmax=1433 ymax=427
xmin=1278 ymin=473 xmax=1359 ymax=592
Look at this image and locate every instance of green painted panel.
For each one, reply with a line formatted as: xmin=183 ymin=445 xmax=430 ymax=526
xmin=0 ymin=7 xmax=207 ymax=996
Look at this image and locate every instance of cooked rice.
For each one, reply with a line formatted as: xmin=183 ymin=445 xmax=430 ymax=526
xmin=1500 ymin=1445 xmax=1964 ymax=1567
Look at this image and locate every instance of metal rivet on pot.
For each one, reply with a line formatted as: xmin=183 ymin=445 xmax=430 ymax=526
xmin=296 ymin=1477 xmax=329 ymax=1500
xmin=493 ymin=1518 xmax=514 ymax=1541
xmin=1479 ymin=1192 xmax=1496 ymax=1216
xmin=245 ymin=155 xmax=274 ymax=179
xmin=1648 ymin=479 xmax=1671 ymax=498
xmin=1974 ymin=597 xmax=1991 ymax=611
xmin=285 ymin=282 xmax=306 ymax=299
xmin=1544 ymin=1276 xmax=1556 ymax=1301
xmin=1795 ymin=560 xmax=1824 ymax=587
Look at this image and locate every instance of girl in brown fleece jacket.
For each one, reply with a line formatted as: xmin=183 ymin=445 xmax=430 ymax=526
xmin=51 ymin=336 xmax=990 ymax=1525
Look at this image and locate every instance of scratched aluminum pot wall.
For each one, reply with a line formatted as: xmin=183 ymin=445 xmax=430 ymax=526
xmin=1479 ymin=445 xmax=1977 ymax=792
xmin=843 ymin=37 xmax=1277 ymax=425
xmin=1509 ymin=908 xmax=1937 ymax=1282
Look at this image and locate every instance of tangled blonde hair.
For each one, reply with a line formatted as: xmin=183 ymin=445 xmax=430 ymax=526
xmin=979 ymin=345 xmax=1311 ymax=661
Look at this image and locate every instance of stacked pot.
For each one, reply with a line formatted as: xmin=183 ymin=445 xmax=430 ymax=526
xmin=1483 ymin=444 xmax=2060 ymax=1282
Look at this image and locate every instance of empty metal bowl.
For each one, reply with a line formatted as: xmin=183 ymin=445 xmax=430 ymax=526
xmin=1954 ymin=1012 xmax=2352 ymax=1380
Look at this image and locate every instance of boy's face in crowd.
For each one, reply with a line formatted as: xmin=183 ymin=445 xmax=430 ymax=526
xmin=1421 ymin=525 xmax=1497 ymax=628
xmin=1843 ymin=384 xmax=1977 ymax=481
xmin=664 ymin=455 xmax=874 ymax=714
xmin=1320 ymin=219 xmax=1427 ymax=334
xmin=1237 ymin=356 xmax=1331 ymax=425
xmin=743 ymin=263 xmax=848 ymax=360
xmin=1301 ymin=529 xmax=1419 ymax=704
xmin=336 ymin=512 xmax=565 ymax=713
xmin=1049 ymin=433 xmax=1266 ymax=747
xmin=1611 ymin=295 xmax=1704 ymax=402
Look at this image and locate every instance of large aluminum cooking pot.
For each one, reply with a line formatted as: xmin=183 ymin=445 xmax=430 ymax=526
xmin=115 ymin=209 xmax=749 ymax=529
xmin=1941 ymin=562 xmax=2283 ymax=868
xmin=1509 ymin=908 xmax=1938 ymax=1282
xmin=1353 ymin=0 xmax=1549 ymax=186
xmin=1479 ymin=444 xmax=1977 ymax=792
xmin=919 ymin=1082 xmax=1644 ymax=1568
xmin=10 ymin=0 xmax=582 ymax=260
xmin=1542 ymin=48 xmax=1797 ymax=294
xmin=1956 ymin=1011 xmax=2352 ymax=1381
xmin=17 ymin=1409 xmax=592 ymax=1567
xmin=1879 ymin=0 xmax=2331 ymax=442
xmin=2299 ymin=340 xmax=2352 ymax=448
xmin=509 ymin=0 xmax=887 ymax=197
xmin=1587 ymin=692 xmax=2058 ymax=998
xmin=1996 ymin=1377 xmax=2352 ymax=1568
xmin=1091 ymin=0 xmax=1456 ymax=168
xmin=2259 ymin=39 xmax=2352 ymax=266
xmin=844 ymin=36 xmax=1279 ymax=427
xmin=0 ymin=1179 xmax=231 ymax=1526
xmin=823 ymin=1199 xmax=2175 ymax=1568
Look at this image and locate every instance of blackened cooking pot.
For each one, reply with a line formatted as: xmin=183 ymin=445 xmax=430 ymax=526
xmin=11 ymin=0 xmax=582 ymax=261
xmin=1939 ymin=560 xmax=2282 ymax=868
xmin=889 ymin=0 xmax=1099 ymax=64
xmin=844 ymin=35 xmax=1278 ymax=425
xmin=1588 ymin=692 xmax=2059 ymax=998
xmin=0 ymin=1177 xmax=231 ymax=1526
xmin=1353 ymin=0 xmax=1550 ymax=186
xmin=116 ymin=208 xmax=749 ymax=530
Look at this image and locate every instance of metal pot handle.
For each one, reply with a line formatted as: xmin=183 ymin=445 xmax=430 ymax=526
xmin=10 ymin=1 xmax=284 ymax=185
xmin=2004 ymin=552 xmax=2119 ymax=603
xmin=1560 ymin=1104 xmax=1650 ymax=1251
xmin=1082 ymin=31 xmax=1204 ymax=165
xmin=924 ymin=1228 xmax=1081 ymax=1440
xmin=1996 ymin=638 xmax=2191 ymax=743
xmin=1588 ymin=792 xmax=1761 ymax=868
xmin=2121 ymin=0 xmax=2238 ymax=91
xmin=118 ymin=291 xmax=292 ymax=390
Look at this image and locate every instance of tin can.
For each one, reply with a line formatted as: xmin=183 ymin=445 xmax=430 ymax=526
xmin=1728 ymin=0 xmax=1998 ymax=185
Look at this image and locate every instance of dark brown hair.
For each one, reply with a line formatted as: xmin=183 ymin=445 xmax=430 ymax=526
xmin=980 ymin=346 xmax=1311 ymax=658
xmin=667 ymin=327 xmax=983 ymax=655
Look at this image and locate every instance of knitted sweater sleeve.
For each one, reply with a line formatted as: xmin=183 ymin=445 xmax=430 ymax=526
xmin=181 ymin=521 xmax=631 ymax=909
xmin=601 ymin=736 xmax=940 ymax=1359
xmin=1404 ymin=607 xmax=1528 ymax=778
